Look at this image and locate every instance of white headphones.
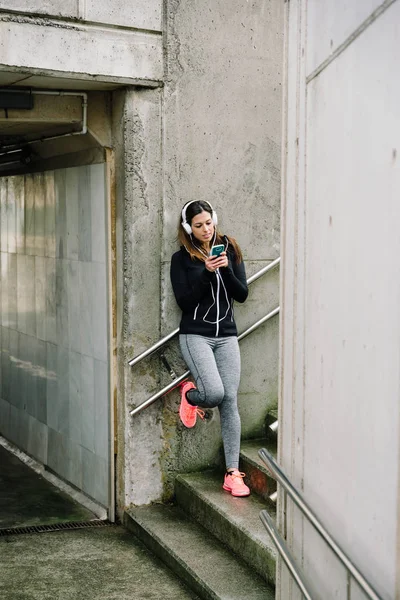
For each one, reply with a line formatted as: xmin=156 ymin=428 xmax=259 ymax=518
xmin=181 ymin=200 xmax=218 ymax=235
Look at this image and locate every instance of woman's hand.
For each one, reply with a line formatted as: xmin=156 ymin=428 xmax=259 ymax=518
xmin=205 ymin=251 xmax=228 ymax=272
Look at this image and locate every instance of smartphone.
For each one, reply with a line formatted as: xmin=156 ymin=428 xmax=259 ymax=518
xmin=210 ymin=244 xmax=225 ymax=257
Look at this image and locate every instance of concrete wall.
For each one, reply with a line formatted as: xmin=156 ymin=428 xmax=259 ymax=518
xmin=0 ymin=1 xmax=161 ymax=30
xmin=157 ymin=0 xmax=283 ymax=495
xmin=279 ymin=1 xmax=400 ymax=598
xmin=115 ymin=0 xmax=283 ymax=507
xmin=0 ymin=0 xmax=284 ymax=510
xmin=113 ymin=88 xmax=164 ymax=509
xmin=0 ymin=2 xmax=162 ymax=85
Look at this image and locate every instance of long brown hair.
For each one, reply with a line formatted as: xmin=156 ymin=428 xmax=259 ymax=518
xmin=177 ymin=201 xmax=243 ymax=264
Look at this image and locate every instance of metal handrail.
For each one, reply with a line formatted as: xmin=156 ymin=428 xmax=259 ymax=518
xmin=259 ymin=448 xmax=383 ymax=600
xmin=260 ymin=511 xmax=313 ymax=600
xmin=128 ymin=257 xmax=280 ymax=367
xmin=128 ymin=328 xmax=179 ymax=368
xmin=246 ymin=256 xmax=280 ymax=285
xmin=129 ymin=306 xmax=280 ymax=417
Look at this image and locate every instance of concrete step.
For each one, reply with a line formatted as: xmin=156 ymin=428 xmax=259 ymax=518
xmin=124 ymin=504 xmax=275 ymax=600
xmin=239 ymin=438 xmax=277 ymax=503
xmin=175 ymin=470 xmax=277 ymax=585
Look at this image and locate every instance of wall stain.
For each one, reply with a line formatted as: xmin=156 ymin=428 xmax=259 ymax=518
xmin=0 ymin=14 xmax=79 ymax=30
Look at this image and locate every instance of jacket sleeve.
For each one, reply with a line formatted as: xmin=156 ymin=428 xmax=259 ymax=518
xmin=220 ymin=252 xmax=248 ymax=303
xmin=170 ymin=251 xmax=214 ymax=311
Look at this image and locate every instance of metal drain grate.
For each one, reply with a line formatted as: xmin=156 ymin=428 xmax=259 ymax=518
xmin=0 ymin=519 xmax=114 ymax=537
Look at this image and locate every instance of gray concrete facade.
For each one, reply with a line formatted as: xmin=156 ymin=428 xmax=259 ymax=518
xmin=160 ymin=0 xmax=282 ymax=496
xmin=279 ymin=1 xmax=400 ymax=598
xmin=0 ymin=1 xmax=284 ymax=513
xmin=120 ymin=0 xmax=283 ymax=506
xmin=113 ymin=88 xmax=165 ymax=509
xmin=0 ymin=2 xmax=162 ymax=86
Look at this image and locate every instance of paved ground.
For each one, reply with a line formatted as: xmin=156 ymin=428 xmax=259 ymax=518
xmin=0 ymin=445 xmax=198 ymax=600
xmin=0 ymin=445 xmax=96 ymax=529
xmin=0 ymin=526 xmax=198 ymax=600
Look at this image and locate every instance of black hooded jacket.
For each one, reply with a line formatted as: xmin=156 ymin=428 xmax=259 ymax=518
xmin=170 ymin=238 xmax=248 ymax=337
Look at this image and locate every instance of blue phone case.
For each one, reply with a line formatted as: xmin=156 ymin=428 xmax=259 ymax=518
xmin=210 ymin=245 xmax=224 ymax=257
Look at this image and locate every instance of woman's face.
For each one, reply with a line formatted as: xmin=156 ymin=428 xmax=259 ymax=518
xmin=190 ymin=210 xmax=214 ymax=245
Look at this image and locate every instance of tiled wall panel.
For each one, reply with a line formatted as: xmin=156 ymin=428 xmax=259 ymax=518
xmin=0 ymin=164 xmax=110 ymax=508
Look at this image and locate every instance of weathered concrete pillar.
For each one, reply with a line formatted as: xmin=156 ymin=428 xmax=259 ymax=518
xmin=279 ymin=1 xmax=400 ymax=598
xmin=113 ymin=88 xmax=163 ymax=512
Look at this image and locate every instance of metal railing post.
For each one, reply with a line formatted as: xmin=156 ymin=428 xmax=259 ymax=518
xmin=258 ymin=448 xmax=383 ymax=600
xmin=260 ymin=511 xmax=314 ymax=600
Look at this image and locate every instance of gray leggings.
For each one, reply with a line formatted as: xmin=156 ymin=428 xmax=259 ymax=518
xmin=179 ymin=334 xmax=241 ymax=471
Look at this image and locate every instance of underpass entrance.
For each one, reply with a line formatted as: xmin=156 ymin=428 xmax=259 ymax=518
xmin=0 ymin=160 xmax=114 ymax=518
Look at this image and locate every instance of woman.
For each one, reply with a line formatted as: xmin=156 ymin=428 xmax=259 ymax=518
xmin=170 ymin=200 xmax=250 ymax=497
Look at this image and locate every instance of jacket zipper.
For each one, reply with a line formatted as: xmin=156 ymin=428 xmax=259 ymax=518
xmin=193 ymin=303 xmax=199 ymax=320
xmin=215 ymin=271 xmax=220 ymax=336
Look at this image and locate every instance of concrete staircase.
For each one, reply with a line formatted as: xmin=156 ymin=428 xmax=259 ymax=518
xmin=124 ymin=437 xmax=278 ymax=600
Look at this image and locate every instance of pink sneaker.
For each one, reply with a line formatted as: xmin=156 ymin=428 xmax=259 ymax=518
xmin=179 ymin=382 xmax=204 ymax=428
xmin=223 ymin=471 xmax=250 ymax=497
